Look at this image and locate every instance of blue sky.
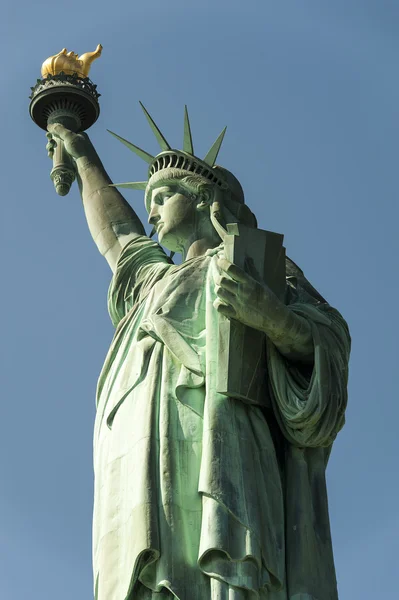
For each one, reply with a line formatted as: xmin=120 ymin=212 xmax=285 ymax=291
xmin=1 ymin=1 xmax=398 ymax=598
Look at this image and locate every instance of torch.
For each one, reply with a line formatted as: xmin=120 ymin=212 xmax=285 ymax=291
xmin=29 ymin=44 xmax=102 ymax=196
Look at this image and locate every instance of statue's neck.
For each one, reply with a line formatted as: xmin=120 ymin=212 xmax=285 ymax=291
xmin=183 ymin=236 xmax=220 ymax=261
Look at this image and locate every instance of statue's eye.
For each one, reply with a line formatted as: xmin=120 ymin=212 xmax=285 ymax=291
xmin=155 ymin=192 xmax=172 ymax=205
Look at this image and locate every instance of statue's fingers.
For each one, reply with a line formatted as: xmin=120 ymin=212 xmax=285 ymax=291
xmin=213 ymin=298 xmax=236 ymax=318
xmin=217 ymin=257 xmax=248 ymax=283
xmin=215 ymin=274 xmax=239 ymax=293
xmin=46 ymin=139 xmax=57 ymax=151
xmin=47 ymin=122 xmax=74 ymax=142
xmin=215 ymin=285 xmax=236 ymax=306
xmin=46 ymin=138 xmax=57 ymax=159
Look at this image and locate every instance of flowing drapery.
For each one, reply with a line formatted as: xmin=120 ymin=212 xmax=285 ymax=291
xmin=92 ymin=236 xmax=350 ymax=600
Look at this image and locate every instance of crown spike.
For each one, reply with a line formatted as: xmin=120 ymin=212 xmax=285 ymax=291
xmin=107 ymin=129 xmax=154 ymax=163
xmin=109 ymin=181 xmax=147 ymax=190
xmin=139 ymin=101 xmax=171 ymax=151
xmin=203 ymin=127 xmax=227 ymax=167
xmin=183 ymin=105 xmax=194 ymax=155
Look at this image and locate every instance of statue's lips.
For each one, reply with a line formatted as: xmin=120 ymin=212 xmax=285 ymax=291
xmin=156 ymin=222 xmax=164 ymax=232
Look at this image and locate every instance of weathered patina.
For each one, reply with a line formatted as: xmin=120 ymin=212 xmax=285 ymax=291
xmin=45 ymin=104 xmax=350 ymax=600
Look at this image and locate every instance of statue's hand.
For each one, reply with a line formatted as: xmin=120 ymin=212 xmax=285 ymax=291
xmin=214 ymin=256 xmax=314 ymax=361
xmin=213 ymin=256 xmax=281 ymax=333
xmin=46 ymin=123 xmax=96 ymax=161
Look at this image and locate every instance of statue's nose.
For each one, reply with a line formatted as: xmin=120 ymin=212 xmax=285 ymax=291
xmin=148 ymin=206 xmax=161 ymax=226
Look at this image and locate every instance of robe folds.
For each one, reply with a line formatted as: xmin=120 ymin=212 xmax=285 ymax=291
xmin=92 ymin=235 xmax=350 ymax=600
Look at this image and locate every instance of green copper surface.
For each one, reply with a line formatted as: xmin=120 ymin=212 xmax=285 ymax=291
xmin=139 ymin=101 xmax=171 ymax=151
xmin=43 ymin=113 xmax=350 ymax=600
xmin=203 ymin=126 xmax=227 ymax=166
xmin=183 ymin=105 xmax=194 ymax=154
xmin=107 ymin=129 xmax=154 ymax=163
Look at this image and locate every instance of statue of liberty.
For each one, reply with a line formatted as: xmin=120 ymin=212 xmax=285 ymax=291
xmin=46 ymin=102 xmax=350 ymax=600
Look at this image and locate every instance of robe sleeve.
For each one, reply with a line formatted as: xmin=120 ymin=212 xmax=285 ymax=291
xmin=267 ymin=268 xmax=351 ymax=448
xmin=107 ymin=235 xmax=172 ymax=327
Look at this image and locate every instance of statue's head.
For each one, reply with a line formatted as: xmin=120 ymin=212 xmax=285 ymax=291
xmin=109 ymin=104 xmax=257 ymax=252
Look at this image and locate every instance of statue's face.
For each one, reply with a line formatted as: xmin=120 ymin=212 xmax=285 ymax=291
xmin=148 ymin=184 xmax=199 ymax=252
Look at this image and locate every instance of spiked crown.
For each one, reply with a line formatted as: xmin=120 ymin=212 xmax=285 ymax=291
xmin=108 ymin=103 xmax=229 ymax=210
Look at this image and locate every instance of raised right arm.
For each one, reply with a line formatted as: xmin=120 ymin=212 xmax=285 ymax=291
xmin=47 ymin=124 xmax=146 ymax=271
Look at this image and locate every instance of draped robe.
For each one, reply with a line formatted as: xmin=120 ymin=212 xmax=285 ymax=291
xmin=92 ymin=235 xmax=350 ymax=600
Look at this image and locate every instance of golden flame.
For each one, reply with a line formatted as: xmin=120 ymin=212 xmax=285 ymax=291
xmin=41 ymin=44 xmax=102 ymax=79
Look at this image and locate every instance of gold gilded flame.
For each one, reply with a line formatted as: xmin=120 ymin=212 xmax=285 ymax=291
xmin=41 ymin=44 xmax=102 ymax=78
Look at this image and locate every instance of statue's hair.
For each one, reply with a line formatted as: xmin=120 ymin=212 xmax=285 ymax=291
xmin=173 ymin=175 xmax=213 ymax=201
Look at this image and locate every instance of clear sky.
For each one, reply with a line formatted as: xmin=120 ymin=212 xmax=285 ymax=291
xmin=1 ymin=1 xmax=398 ymax=598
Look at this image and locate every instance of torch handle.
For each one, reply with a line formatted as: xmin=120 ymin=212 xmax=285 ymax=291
xmin=50 ymin=138 xmax=76 ymax=197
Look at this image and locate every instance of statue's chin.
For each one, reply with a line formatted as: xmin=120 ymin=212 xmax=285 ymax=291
xmin=157 ymin=229 xmax=176 ymax=252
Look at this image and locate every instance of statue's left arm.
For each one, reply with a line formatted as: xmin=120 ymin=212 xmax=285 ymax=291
xmin=214 ymin=255 xmax=351 ymax=447
xmin=214 ymin=256 xmax=315 ymax=363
